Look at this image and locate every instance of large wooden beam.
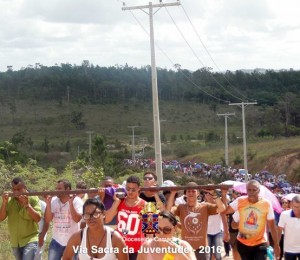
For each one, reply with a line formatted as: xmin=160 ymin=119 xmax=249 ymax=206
xmin=5 ymin=184 xmax=232 ymax=197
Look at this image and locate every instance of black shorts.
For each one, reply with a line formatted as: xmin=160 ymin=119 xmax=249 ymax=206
xmin=237 ymin=240 xmax=267 ymax=260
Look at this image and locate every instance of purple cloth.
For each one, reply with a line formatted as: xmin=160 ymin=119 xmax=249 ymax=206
xmin=104 ymin=187 xmax=126 ymax=210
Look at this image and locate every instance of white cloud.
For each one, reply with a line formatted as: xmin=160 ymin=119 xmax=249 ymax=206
xmin=1 ymin=0 xmax=300 ymax=72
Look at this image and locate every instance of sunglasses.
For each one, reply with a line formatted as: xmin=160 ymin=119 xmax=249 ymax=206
xmin=126 ymin=187 xmax=138 ymax=192
xmin=82 ymin=209 xmax=103 ymax=220
xmin=282 ymin=202 xmax=289 ymax=204
xmin=158 ymin=226 xmax=172 ymax=234
xmin=143 ymin=177 xmax=154 ymax=181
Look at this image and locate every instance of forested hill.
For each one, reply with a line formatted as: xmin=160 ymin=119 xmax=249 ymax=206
xmin=1 ymin=63 xmax=300 ymax=106
xmin=1 ymin=63 xmax=300 ymax=141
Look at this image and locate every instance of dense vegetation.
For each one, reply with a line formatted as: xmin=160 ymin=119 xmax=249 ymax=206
xmin=0 ymin=62 xmax=300 ymax=172
xmin=1 ymin=62 xmax=300 ymax=133
xmin=2 ymin=62 xmax=300 ymax=105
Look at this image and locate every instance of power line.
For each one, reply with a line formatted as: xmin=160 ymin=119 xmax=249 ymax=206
xmin=176 ymin=66 xmax=230 ymax=103
xmin=122 ymin=1 xmax=255 ymax=103
xmin=125 ymin=4 xmax=229 ymax=104
xmin=180 ymin=4 xmax=254 ymax=102
xmin=164 ymin=6 xmax=247 ymax=102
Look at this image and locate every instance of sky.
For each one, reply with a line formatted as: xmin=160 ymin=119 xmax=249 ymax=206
xmin=1 ymin=0 xmax=300 ymax=72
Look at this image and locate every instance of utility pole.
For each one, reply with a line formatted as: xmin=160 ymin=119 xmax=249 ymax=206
xmin=67 ymin=86 xmax=70 ymax=115
xmin=128 ymin=126 xmax=139 ymax=162
xmin=86 ymin=131 xmax=94 ymax=162
xmin=142 ymin=137 xmax=148 ymax=157
xmin=122 ymin=1 xmax=180 ymax=186
xmin=217 ymin=112 xmax=235 ymax=167
xmin=229 ymin=102 xmax=257 ymax=180
xmin=67 ymin=86 xmax=70 ymax=142
xmin=141 ymin=137 xmax=148 ymax=156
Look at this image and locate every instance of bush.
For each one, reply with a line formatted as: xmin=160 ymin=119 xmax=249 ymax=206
xmin=174 ymin=144 xmax=191 ymax=158
xmin=233 ymin=155 xmax=243 ymax=165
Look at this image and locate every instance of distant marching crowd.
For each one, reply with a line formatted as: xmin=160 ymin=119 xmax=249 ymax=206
xmin=124 ymin=158 xmax=300 ymax=193
xmin=1 ymin=172 xmax=300 ymax=260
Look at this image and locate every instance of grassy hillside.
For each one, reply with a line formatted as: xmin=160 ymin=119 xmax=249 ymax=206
xmin=0 ymin=100 xmax=242 ymax=155
xmin=184 ymin=136 xmax=300 ymax=176
xmin=0 ymin=100 xmax=299 ymax=177
xmin=0 ymin=100 xmax=240 ymax=140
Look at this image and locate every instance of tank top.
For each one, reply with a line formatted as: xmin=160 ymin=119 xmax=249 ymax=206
xmin=117 ymin=199 xmax=146 ymax=252
xmin=78 ymin=226 xmax=117 ymax=260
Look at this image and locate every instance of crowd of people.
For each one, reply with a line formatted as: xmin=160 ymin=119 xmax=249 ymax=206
xmin=123 ymin=158 xmax=300 ymax=192
xmin=1 ymin=173 xmax=300 ymax=260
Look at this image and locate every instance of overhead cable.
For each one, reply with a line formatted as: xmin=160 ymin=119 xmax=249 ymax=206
xmin=164 ymin=6 xmax=245 ymax=102
xmin=126 ymin=5 xmax=229 ymax=103
xmin=180 ymin=4 xmax=255 ymax=102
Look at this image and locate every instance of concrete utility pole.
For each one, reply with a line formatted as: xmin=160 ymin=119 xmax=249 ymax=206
xmin=122 ymin=1 xmax=180 ymax=186
xmin=217 ymin=112 xmax=235 ymax=167
xmin=141 ymin=137 xmax=148 ymax=156
xmin=86 ymin=131 xmax=94 ymax=162
xmin=67 ymin=86 xmax=70 ymax=114
xmin=128 ymin=126 xmax=139 ymax=162
xmin=67 ymin=86 xmax=70 ymax=142
xmin=229 ymin=102 xmax=257 ymax=180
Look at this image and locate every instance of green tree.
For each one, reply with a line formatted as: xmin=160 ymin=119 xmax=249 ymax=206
xmin=8 ymin=100 xmax=17 ymax=123
xmin=0 ymin=141 xmax=18 ymax=163
xmin=262 ymin=106 xmax=283 ymax=137
xmin=70 ymin=111 xmax=85 ymax=130
xmin=11 ymin=131 xmax=26 ymax=148
xmin=42 ymin=137 xmax=50 ymax=153
xmin=205 ymin=131 xmax=220 ymax=143
xmin=278 ymin=92 xmax=297 ymax=136
xmin=92 ymin=135 xmax=107 ymax=167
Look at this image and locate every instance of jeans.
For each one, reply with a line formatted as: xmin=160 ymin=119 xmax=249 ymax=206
xmin=33 ymin=245 xmax=44 ymax=260
xmin=207 ymin=231 xmax=223 ymax=260
xmin=12 ymin=242 xmax=38 ymax=260
xmin=48 ymin=239 xmax=66 ymax=260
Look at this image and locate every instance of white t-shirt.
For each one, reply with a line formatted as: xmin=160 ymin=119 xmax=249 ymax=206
xmin=38 ymin=200 xmax=46 ymax=233
xmin=37 ymin=200 xmax=48 ymax=244
xmin=207 ymin=213 xmax=223 ymax=235
xmin=51 ymin=196 xmax=83 ymax=246
xmin=278 ymin=209 xmax=300 ymax=253
xmin=175 ymin=195 xmax=186 ymax=205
